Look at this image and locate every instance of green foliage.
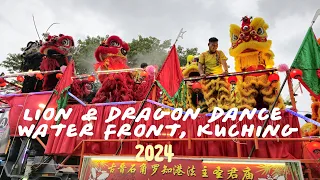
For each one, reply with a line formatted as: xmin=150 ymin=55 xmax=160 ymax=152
xmin=284 ymin=100 xmax=293 ymax=106
xmin=127 ymin=35 xmax=171 ymax=68
xmin=127 ymin=35 xmax=199 ymax=68
xmin=0 ymin=53 xmax=23 ymax=73
xmin=176 ymin=45 xmax=199 ymax=66
xmin=73 ymin=36 xmax=105 ymax=75
xmin=1 ymin=35 xmax=199 ymax=75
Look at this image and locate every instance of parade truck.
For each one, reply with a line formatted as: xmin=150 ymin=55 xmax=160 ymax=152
xmin=1 ymin=11 xmax=320 ymax=180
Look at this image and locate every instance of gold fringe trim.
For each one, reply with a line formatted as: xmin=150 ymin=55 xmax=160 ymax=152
xmin=236 ymin=75 xmax=285 ymax=110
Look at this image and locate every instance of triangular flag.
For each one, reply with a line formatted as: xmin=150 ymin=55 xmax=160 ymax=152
xmin=291 ymin=27 xmax=320 ymax=95
xmin=51 ymin=60 xmax=75 ymax=124
xmin=44 ymin=60 xmax=75 ymax=154
xmin=156 ymin=45 xmax=183 ymax=97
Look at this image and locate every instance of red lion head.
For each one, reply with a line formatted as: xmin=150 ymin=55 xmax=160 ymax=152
xmin=94 ymin=35 xmax=130 ymax=70
xmin=40 ymin=33 xmax=75 ymax=56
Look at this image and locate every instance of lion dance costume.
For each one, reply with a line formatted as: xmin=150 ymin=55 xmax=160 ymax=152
xmin=229 ymin=16 xmax=285 ymax=110
xmin=304 ymin=96 xmax=320 ymax=136
xmin=39 ymin=33 xmax=75 ymax=91
xmin=200 ymin=64 xmax=234 ymax=112
xmin=20 ymin=41 xmax=44 ymax=93
xmin=301 ymin=97 xmax=319 ymax=136
xmin=91 ymin=35 xmax=137 ymax=103
xmin=182 ymin=55 xmax=207 ymax=112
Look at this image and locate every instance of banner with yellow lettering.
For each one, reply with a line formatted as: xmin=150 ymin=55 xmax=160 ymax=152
xmin=80 ymin=156 xmax=303 ymax=180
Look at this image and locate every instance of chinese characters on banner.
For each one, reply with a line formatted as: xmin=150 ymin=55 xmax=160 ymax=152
xmin=81 ymin=158 xmax=300 ymax=180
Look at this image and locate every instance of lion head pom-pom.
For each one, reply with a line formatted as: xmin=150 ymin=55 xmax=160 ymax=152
xmin=278 ymin=64 xmax=289 ymax=72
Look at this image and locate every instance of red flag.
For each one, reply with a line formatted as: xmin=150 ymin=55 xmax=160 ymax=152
xmin=156 ymin=45 xmax=183 ymax=97
xmin=49 ymin=60 xmax=75 ymax=113
xmin=54 ymin=60 xmax=75 ymax=95
xmin=45 ymin=60 xmax=74 ymax=154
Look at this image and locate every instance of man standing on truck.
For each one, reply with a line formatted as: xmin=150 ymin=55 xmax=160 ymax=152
xmin=198 ymin=37 xmax=229 ymax=76
xmin=198 ymin=37 xmax=233 ymax=111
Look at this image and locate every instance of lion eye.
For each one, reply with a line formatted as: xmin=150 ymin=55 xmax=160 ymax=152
xmin=232 ymin=34 xmax=238 ymax=41
xmin=62 ymin=39 xmax=70 ymax=46
xmin=110 ymin=41 xmax=120 ymax=47
xmin=121 ymin=48 xmax=127 ymax=55
xmin=257 ymin=27 xmax=264 ymax=35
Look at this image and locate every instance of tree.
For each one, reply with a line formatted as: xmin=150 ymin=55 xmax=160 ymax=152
xmin=127 ymin=35 xmax=199 ymax=68
xmin=1 ymin=35 xmax=199 ymax=75
xmin=1 ymin=53 xmax=23 ymax=73
xmin=176 ymin=45 xmax=199 ymax=66
xmin=127 ymin=35 xmax=171 ymax=68
xmin=73 ymin=36 xmax=105 ymax=75
xmin=284 ymin=99 xmax=293 ymax=106
xmin=0 ymin=53 xmax=24 ymax=86
xmin=0 ymin=36 xmax=104 ymax=75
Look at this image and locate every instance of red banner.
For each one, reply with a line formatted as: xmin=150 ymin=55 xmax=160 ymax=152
xmin=4 ymin=93 xmax=54 ymax=136
xmin=80 ymin=158 xmax=302 ymax=180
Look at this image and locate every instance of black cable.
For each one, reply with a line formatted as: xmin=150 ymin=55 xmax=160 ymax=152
xmin=115 ymin=82 xmax=156 ymax=155
xmin=9 ymin=92 xmax=54 ymax=175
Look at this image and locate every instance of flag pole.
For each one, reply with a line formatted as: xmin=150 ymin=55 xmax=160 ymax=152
xmin=248 ymin=10 xmax=320 ymax=158
xmin=8 ymin=92 xmax=55 ymax=176
xmin=8 ymin=60 xmax=74 ymax=176
xmin=115 ymin=29 xmax=186 ymax=155
xmin=311 ymin=9 xmax=320 ymax=27
xmin=248 ymin=74 xmax=288 ymax=158
xmin=174 ymin=28 xmax=187 ymax=45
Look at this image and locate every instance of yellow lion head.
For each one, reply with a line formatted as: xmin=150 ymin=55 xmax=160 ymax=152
xmin=229 ymin=16 xmax=272 ymax=57
xmin=183 ymin=55 xmax=200 ymax=78
xmin=187 ymin=55 xmax=194 ymax=65
xmin=301 ymin=123 xmax=318 ymax=136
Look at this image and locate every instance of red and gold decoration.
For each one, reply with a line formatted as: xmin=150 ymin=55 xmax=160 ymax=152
xmin=80 ymin=157 xmax=302 ymax=180
xmin=229 ymin=16 xmax=285 ymax=110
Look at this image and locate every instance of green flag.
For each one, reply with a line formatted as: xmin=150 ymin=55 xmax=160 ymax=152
xmin=291 ymin=27 xmax=320 ymax=94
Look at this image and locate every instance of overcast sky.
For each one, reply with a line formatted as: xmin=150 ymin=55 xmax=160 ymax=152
xmin=1 ymin=0 xmax=320 ymax=125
